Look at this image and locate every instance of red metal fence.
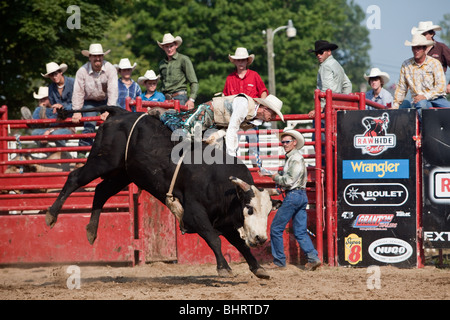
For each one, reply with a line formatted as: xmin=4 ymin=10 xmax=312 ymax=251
xmin=0 ymin=90 xmax=402 ymax=267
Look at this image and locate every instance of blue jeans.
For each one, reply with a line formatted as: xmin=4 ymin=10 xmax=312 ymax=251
xmin=31 ymin=128 xmax=72 ymax=148
xmin=79 ymin=100 xmax=105 ymax=147
xmin=270 ymin=189 xmax=319 ymax=266
xmin=413 ymin=96 xmax=450 ymax=110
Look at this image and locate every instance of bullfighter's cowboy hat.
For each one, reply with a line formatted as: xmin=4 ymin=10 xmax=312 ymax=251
xmin=138 ymin=70 xmax=160 ymax=85
xmin=33 ymin=87 xmax=49 ymax=100
xmin=157 ymin=33 xmax=183 ymax=48
xmin=81 ymin=43 xmax=111 ymax=57
xmin=411 ymin=21 xmax=442 ymax=35
xmin=41 ymin=62 xmax=68 ymax=78
xmin=308 ymin=40 xmax=338 ymax=53
xmin=404 ymin=34 xmax=435 ymax=47
xmin=279 ymin=128 xmax=305 ymax=150
xmin=364 ymin=68 xmax=390 ymax=85
xmin=229 ymin=47 xmax=255 ymax=66
xmin=114 ymin=58 xmax=137 ymax=71
xmin=254 ymin=94 xmax=285 ymax=122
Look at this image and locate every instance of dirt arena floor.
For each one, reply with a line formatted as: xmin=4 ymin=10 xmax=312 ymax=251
xmin=0 ymin=261 xmax=448 ymax=301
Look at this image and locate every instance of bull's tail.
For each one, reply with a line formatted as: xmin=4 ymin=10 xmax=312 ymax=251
xmin=57 ymin=105 xmax=130 ymax=120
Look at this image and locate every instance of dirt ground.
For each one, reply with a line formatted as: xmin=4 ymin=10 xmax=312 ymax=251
xmin=0 ymin=261 xmax=448 ymax=301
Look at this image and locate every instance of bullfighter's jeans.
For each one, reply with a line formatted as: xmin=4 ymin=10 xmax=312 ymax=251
xmin=270 ymin=189 xmax=319 ymax=266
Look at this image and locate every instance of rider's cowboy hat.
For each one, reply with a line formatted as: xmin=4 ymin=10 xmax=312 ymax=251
xmin=308 ymin=40 xmax=338 ymax=53
xmin=138 ymin=70 xmax=160 ymax=85
xmin=279 ymin=128 xmax=305 ymax=150
xmin=254 ymin=94 xmax=285 ymax=122
xmin=41 ymin=62 xmax=68 ymax=78
xmin=364 ymin=67 xmax=390 ymax=84
xmin=114 ymin=58 xmax=137 ymax=71
xmin=81 ymin=43 xmax=111 ymax=57
xmin=404 ymin=34 xmax=435 ymax=47
xmin=33 ymin=87 xmax=49 ymax=100
xmin=411 ymin=21 xmax=442 ymax=35
xmin=157 ymin=33 xmax=183 ymax=48
xmin=229 ymin=47 xmax=255 ymax=66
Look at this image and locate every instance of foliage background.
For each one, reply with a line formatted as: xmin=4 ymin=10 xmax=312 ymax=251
xmin=1 ymin=0 xmax=376 ymax=118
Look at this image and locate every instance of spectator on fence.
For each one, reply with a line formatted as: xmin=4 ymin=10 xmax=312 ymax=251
xmin=393 ymin=34 xmax=450 ymax=111
xmin=308 ymin=40 xmax=352 ymax=118
xmin=158 ymin=33 xmax=198 ymax=109
xmin=30 ymin=87 xmax=72 ymax=148
xmin=42 ymin=62 xmax=75 ymax=112
xmin=262 ymin=128 xmax=321 ymax=271
xmin=363 ymin=67 xmax=393 ymax=109
xmin=223 ymin=47 xmax=269 ymax=167
xmin=115 ymin=58 xmax=141 ymax=110
xmin=72 ymin=43 xmax=118 ymax=155
xmin=411 ymin=21 xmax=450 ymax=94
xmin=138 ymin=70 xmax=165 ymax=104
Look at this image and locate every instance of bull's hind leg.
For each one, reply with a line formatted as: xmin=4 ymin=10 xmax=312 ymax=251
xmin=86 ymin=171 xmax=130 ymax=244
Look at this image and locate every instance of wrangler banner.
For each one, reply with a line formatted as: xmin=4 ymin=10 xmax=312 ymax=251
xmin=336 ymin=109 xmax=417 ymax=267
xmin=422 ymin=109 xmax=450 ymax=249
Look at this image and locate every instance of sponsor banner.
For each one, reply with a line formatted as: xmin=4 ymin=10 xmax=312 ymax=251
xmin=422 ymin=109 xmax=450 ymax=248
xmin=336 ymin=110 xmax=417 ymax=267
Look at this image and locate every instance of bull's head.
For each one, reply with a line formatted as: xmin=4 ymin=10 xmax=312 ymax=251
xmin=230 ymin=176 xmax=282 ymax=247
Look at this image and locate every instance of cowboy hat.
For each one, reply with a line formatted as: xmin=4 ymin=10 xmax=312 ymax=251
xmin=33 ymin=87 xmax=49 ymax=100
xmin=157 ymin=33 xmax=183 ymax=48
xmin=138 ymin=70 xmax=160 ymax=85
xmin=364 ymin=67 xmax=390 ymax=84
xmin=308 ymin=40 xmax=338 ymax=53
xmin=279 ymin=128 xmax=305 ymax=150
xmin=404 ymin=34 xmax=435 ymax=47
xmin=81 ymin=43 xmax=111 ymax=57
xmin=254 ymin=94 xmax=285 ymax=122
xmin=114 ymin=58 xmax=137 ymax=71
xmin=411 ymin=21 xmax=442 ymax=35
xmin=229 ymin=47 xmax=255 ymax=66
xmin=41 ymin=62 xmax=68 ymax=78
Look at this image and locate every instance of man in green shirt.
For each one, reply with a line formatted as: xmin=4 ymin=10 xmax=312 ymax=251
xmin=158 ymin=33 xmax=199 ymax=109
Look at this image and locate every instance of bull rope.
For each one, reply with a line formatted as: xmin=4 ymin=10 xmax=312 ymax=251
xmin=124 ymin=112 xmax=148 ymax=164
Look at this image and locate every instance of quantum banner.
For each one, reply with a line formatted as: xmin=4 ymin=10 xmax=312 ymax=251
xmin=337 ymin=109 xmax=417 ymax=267
xmin=422 ymin=109 xmax=450 ymax=248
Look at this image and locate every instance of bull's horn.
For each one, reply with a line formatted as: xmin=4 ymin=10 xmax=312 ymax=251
xmin=229 ymin=176 xmax=251 ymax=192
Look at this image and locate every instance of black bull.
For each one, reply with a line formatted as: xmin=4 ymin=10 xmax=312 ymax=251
xmin=46 ymin=106 xmax=281 ymax=279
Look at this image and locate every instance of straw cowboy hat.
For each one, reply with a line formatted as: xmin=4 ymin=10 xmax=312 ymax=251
xmin=157 ymin=33 xmax=183 ymax=48
xmin=308 ymin=40 xmax=338 ymax=53
xmin=405 ymin=34 xmax=435 ymax=47
xmin=81 ymin=43 xmax=111 ymax=57
xmin=33 ymin=87 xmax=49 ymax=100
xmin=41 ymin=62 xmax=68 ymax=78
xmin=138 ymin=70 xmax=160 ymax=85
xmin=254 ymin=94 xmax=285 ymax=122
xmin=411 ymin=21 xmax=442 ymax=35
xmin=114 ymin=58 xmax=137 ymax=71
xmin=229 ymin=47 xmax=255 ymax=66
xmin=279 ymin=128 xmax=305 ymax=150
xmin=364 ymin=67 xmax=390 ymax=84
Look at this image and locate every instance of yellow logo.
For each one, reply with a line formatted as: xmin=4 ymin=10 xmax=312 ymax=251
xmin=344 ymin=233 xmax=362 ymax=265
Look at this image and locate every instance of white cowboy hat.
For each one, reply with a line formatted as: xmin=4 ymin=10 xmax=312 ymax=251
xmin=157 ymin=33 xmax=183 ymax=48
xmin=81 ymin=43 xmax=111 ymax=57
xmin=138 ymin=70 xmax=160 ymax=85
xmin=33 ymin=87 xmax=49 ymax=100
xmin=364 ymin=67 xmax=390 ymax=84
xmin=404 ymin=34 xmax=435 ymax=47
xmin=41 ymin=62 xmax=68 ymax=78
xmin=411 ymin=21 xmax=442 ymax=35
xmin=229 ymin=47 xmax=255 ymax=66
xmin=279 ymin=128 xmax=305 ymax=150
xmin=114 ymin=58 xmax=137 ymax=71
xmin=254 ymin=94 xmax=284 ymax=122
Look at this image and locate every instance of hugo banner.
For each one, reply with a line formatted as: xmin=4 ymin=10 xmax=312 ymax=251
xmin=337 ymin=109 xmax=417 ymax=267
xmin=422 ymin=109 xmax=450 ymax=249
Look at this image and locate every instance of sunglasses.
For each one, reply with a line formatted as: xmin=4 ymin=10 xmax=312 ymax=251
xmin=281 ymin=140 xmax=293 ymax=145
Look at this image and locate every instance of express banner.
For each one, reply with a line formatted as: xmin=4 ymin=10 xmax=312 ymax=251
xmin=422 ymin=109 xmax=450 ymax=249
xmin=336 ymin=109 xmax=417 ymax=267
